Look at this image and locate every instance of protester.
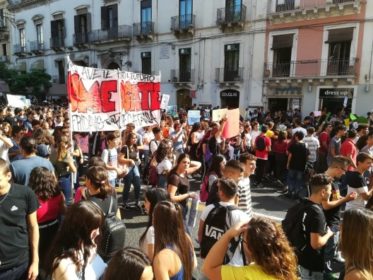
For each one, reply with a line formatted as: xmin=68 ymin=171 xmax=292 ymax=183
xmin=345 ymin=152 xmax=373 ymax=210
xmin=103 ymin=247 xmax=154 ymax=280
xmin=10 ymin=136 xmax=54 ymax=186
xmin=340 ymin=129 xmax=358 ymax=170
xmin=327 ymin=125 xmax=347 ymax=166
xmin=154 ymin=139 xmax=174 ymax=188
xmin=202 ymin=217 xmax=298 ymax=280
xmin=101 ymin=132 xmax=121 ymax=188
xmin=237 ymin=153 xmax=256 ymax=216
xmin=139 ymin=188 xmax=169 ymax=261
xmin=152 ymin=201 xmax=197 ymax=280
xmin=29 ymin=167 xmax=65 ymax=272
xmin=254 ymin=124 xmax=271 ymax=186
xmin=340 ymin=208 xmax=373 ymax=280
xmin=46 ymin=201 xmax=106 ymax=280
xmin=167 ymin=153 xmax=201 ymax=220
xmin=0 ymin=122 xmax=14 ymax=161
xmin=0 ymin=158 xmax=39 ymax=280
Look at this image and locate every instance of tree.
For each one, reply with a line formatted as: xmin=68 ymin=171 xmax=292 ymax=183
xmin=0 ymin=62 xmax=52 ymax=100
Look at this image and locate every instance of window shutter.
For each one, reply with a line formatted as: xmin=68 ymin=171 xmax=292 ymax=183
xmin=86 ymin=13 xmax=92 ymax=32
xmin=51 ymin=20 xmax=57 ymax=37
xmin=112 ymin=4 xmax=118 ymax=29
xmin=101 ymin=6 xmax=107 ymax=30
xmin=74 ymin=15 xmax=80 ymax=34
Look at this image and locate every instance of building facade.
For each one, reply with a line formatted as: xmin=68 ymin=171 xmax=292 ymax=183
xmin=263 ymin=0 xmax=372 ymax=116
xmin=0 ymin=0 xmax=10 ymax=63
xmin=6 ymin=0 xmax=268 ymax=111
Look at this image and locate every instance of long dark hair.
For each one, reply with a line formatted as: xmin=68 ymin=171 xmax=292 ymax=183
xmin=86 ymin=166 xmax=113 ymax=198
xmin=125 ymin=132 xmax=138 ymax=151
xmin=139 ymin=188 xmax=169 ymax=247
xmin=155 ymin=140 xmax=172 ymax=163
xmin=207 ymin=154 xmax=225 ymax=178
xmin=29 ymin=167 xmax=61 ymax=201
xmin=153 ymin=201 xmax=193 ymax=280
xmin=104 ymin=247 xmax=151 ymax=280
xmin=168 ymin=153 xmax=190 ymax=176
xmin=46 ymin=201 xmax=104 ymax=278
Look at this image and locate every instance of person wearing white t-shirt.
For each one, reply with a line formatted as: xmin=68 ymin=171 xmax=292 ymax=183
xmin=101 ymin=133 xmax=121 ymax=188
xmin=345 ymin=153 xmax=373 ymax=210
xmin=198 ymin=179 xmax=249 ymax=266
xmin=303 ymin=127 xmax=320 ymax=166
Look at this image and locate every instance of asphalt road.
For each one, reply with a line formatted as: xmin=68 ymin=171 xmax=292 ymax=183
xmin=118 ymin=177 xmax=296 ymax=279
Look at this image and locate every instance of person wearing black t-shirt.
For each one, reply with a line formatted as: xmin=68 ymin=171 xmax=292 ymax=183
xmin=298 ymin=174 xmax=334 ymax=280
xmin=286 ymin=131 xmax=309 ymax=199
xmin=0 ymin=159 xmax=39 ymax=280
xmin=322 ymin=156 xmax=357 ymax=278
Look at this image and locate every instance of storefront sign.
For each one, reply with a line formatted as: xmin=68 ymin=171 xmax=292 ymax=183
xmin=220 ymin=90 xmax=239 ymax=98
xmin=275 ymin=87 xmax=302 ymax=95
xmin=319 ymin=88 xmax=353 ymax=98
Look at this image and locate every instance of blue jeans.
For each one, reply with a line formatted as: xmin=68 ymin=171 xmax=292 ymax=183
xmin=59 ymin=173 xmax=72 ymax=206
xmin=287 ymin=169 xmax=306 ymax=198
xmin=157 ymin=174 xmax=168 ymax=189
xmin=324 ymin=228 xmax=340 ymax=276
xmin=0 ymin=259 xmax=28 ymax=280
xmin=123 ymin=165 xmax=141 ymax=205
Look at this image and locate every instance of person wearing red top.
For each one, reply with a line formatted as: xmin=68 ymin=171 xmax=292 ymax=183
xmin=273 ymin=130 xmax=289 ymax=185
xmin=316 ymin=123 xmax=332 ymax=173
xmin=340 ymin=129 xmax=358 ymax=171
xmin=29 ymin=167 xmax=65 ymax=270
xmin=254 ymin=125 xmax=271 ymax=186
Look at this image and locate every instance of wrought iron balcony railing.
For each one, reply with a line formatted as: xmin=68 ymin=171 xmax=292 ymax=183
xmin=30 ymin=41 xmax=44 ymax=52
xmin=90 ymin=25 xmax=132 ymax=43
xmin=50 ymin=37 xmax=65 ymax=50
xmin=133 ymin=21 xmax=154 ymax=37
xmin=171 ymin=14 xmax=196 ymax=32
xmin=264 ymin=58 xmax=356 ymax=78
xmin=217 ymin=4 xmax=246 ymax=26
xmin=273 ymin=0 xmax=357 ymax=13
xmin=170 ymin=69 xmax=195 ymax=83
xmin=215 ymin=68 xmax=244 ymax=83
xmin=13 ymin=44 xmax=27 ymax=54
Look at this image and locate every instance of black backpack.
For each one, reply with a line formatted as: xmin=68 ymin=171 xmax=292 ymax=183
xmin=90 ymin=196 xmax=126 ymax=262
xmin=200 ymin=203 xmax=240 ymax=263
xmin=282 ymin=199 xmax=318 ymax=257
xmin=255 ymin=136 xmax=266 ymax=151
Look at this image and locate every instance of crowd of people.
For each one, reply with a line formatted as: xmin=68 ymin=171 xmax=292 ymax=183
xmin=0 ymin=103 xmax=372 ymax=280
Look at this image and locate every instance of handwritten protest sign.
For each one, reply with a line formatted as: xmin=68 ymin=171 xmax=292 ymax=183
xmin=187 ymin=110 xmax=201 ymax=125
xmin=6 ymin=94 xmax=30 ymax=108
xmin=313 ymin=111 xmax=321 ymax=117
xmin=212 ymin=108 xmax=228 ymax=122
xmin=222 ymin=109 xmax=240 ymax=139
xmin=160 ymin=94 xmax=170 ymax=110
xmin=67 ymin=57 xmax=161 ymax=132
xmin=167 ymin=105 xmax=178 ymax=118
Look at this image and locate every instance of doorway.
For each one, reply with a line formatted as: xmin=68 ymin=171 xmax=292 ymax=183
xmin=177 ymin=89 xmax=192 ymax=110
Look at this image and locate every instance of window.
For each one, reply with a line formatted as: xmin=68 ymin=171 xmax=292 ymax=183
xmin=226 ymin=0 xmax=241 ymax=21
xmin=36 ymin=23 xmax=43 ymax=45
xmin=57 ymin=60 xmax=65 ymax=84
xmin=180 ymin=0 xmax=192 ymax=28
xmin=0 ymin=9 xmax=4 ymax=28
xmin=272 ymin=34 xmax=293 ymax=77
xmin=141 ymin=0 xmax=152 ymax=33
xmin=2 ymin=44 xmax=6 ymax=56
xmin=19 ymin=28 xmax=25 ymax=48
xmin=101 ymin=4 xmax=118 ymax=37
xmin=224 ymin=44 xmax=239 ymax=81
xmin=179 ymin=48 xmax=191 ymax=82
xmin=51 ymin=19 xmax=65 ymax=48
xmin=74 ymin=13 xmax=91 ymax=43
xmin=141 ymin=52 xmax=151 ymax=75
xmin=327 ymin=28 xmax=353 ymax=75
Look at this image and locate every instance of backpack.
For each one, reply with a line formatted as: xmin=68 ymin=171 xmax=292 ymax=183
xmin=200 ymin=203 xmax=240 ymax=263
xmin=255 ymin=136 xmax=266 ymax=151
xmin=90 ymin=196 xmax=126 ymax=262
xmin=200 ymin=173 xmax=213 ymax=202
xmin=282 ymin=199 xmax=318 ymax=257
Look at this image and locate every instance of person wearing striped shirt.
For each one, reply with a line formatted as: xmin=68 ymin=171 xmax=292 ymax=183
xmin=237 ymin=153 xmax=256 ymax=218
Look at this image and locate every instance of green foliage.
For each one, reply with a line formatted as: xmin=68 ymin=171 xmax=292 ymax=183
xmin=0 ymin=62 xmax=52 ymax=99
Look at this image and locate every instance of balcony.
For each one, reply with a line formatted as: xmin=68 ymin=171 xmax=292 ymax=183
xmin=217 ymin=4 xmax=246 ymax=31
xmin=171 ymin=14 xmax=195 ymax=36
xmin=30 ymin=41 xmax=44 ymax=54
xmin=13 ymin=44 xmax=28 ymax=56
xmin=170 ymin=69 xmax=195 ymax=86
xmin=270 ymin=0 xmax=360 ymax=19
xmin=215 ymin=68 xmax=244 ymax=84
xmin=50 ymin=37 xmax=65 ymax=51
xmin=133 ymin=21 xmax=154 ymax=41
xmin=264 ymin=58 xmax=357 ymax=81
xmin=90 ymin=25 xmax=132 ymax=44
xmin=7 ymin=0 xmax=48 ymax=11
xmin=73 ymin=32 xmax=90 ymax=47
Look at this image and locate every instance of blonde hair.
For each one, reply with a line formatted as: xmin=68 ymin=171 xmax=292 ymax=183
xmin=340 ymin=208 xmax=373 ymax=279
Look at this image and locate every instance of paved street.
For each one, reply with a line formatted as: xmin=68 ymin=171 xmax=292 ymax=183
xmin=119 ymin=177 xmax=296 ymax=279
